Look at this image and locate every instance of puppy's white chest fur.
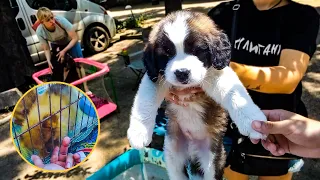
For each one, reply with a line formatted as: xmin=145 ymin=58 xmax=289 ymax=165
xmin=169 ymin=102 xmax=208 ymax=140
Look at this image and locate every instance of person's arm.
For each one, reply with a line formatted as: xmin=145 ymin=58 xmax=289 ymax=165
xmin=43 ymin=43 xmax=53 ymax=69
xmin=252 ymin=109 xmax=320 ymax=158
xmin=55 ymin=16 xmax=79 ymax=59
xmin=231 ymin=5 xmax=319 ymax=94
xmin=36 ymin=28 xmax=53 ymax=69
xmin=230 ymin=49 xmax=310 ymax=94
xmin=61 ymin=28 xmax=78 ymax=53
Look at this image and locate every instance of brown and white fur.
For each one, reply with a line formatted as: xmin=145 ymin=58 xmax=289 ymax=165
xmin=127 ymin=11 xmax=267 ymax=180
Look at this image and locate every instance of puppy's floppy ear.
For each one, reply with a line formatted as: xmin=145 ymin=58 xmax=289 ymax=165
xmin=208 ymin=31 xmax=231 ymax=70
xmin=143 ymin=43 xmax=159 ymax=82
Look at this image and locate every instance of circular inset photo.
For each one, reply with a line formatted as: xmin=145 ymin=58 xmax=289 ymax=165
xmin=10 ymin=82 xmax=99 ymax=171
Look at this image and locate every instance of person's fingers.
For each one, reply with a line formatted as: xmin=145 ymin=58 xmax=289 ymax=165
xmin=274 ymin=134 xmax=290 ymax=154
xmin=189 ymin=87 xmax=204 ymax=94
xmin=250 ymin=138 xmax=260 ymax=144
xmin=270 ymin=144 xmax=285 ymax=156
xmin=261 ymin=140 xmax=277 ymax=155
xmin=60 ymin=56 xmax=65 ymax=63
xmin=262 ymin=110 xmax=282 ymax=121
xmin=49 ymin=63 xmax=53 ymax=69
xmin=55 ymin=161 xmax=66 ymax=168
xmin=252 ymin=120 xmax=293 ymax=135
xmin=58 ymin=136 xmax=71 ymax=161
xmin=73 ymin=153 xmax=82 ymax=164
xmin=276 ymin=147 xmax=286 ymax=156
xmin=56 ymin=53 xmax=61 ymax=62
xmin=50 ymin=146 xmax=60 ymax=163
xmin=183 ymin=92 xmax=205 ymax=102
xmin=65 ymin=153 xmax=74 ymax=169
xmin=261 ymin=139 xmax=286 ymax=156
xmin=266 ymin=140 xmax=277 ymax=153
xmin=166 ymin=93 xmax=188 ymax=106
xmin=268 ymin=134 xmax=276 ymax=143
xmin=31 ymin=155 xmax=45 ymax=168
xmin=170 ymin=87 xmax=203 ymax=96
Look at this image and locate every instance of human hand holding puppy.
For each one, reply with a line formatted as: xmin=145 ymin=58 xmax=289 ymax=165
xmin=165 ymin=86 xmax=205 ymax=106
xmin=251 ymin=109 xmax=320 ymax=158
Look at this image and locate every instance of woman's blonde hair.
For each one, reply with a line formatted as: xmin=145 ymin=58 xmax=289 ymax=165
xmin=37 ymin=7 xmax=53 ymax=22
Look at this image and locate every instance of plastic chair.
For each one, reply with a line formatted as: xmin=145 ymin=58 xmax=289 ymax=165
xmin=118 ymin=50 xmax=145 ymax=90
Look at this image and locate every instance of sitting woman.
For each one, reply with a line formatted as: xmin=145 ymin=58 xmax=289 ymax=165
xmin=35 ymin=7 xmax=89 ymax=92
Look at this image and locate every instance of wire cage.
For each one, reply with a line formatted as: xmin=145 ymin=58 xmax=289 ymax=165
xmin=11 ymin=83 xmax=99 ymax=165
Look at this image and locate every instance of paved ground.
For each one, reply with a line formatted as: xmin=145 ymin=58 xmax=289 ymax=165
xmin=0 ymin=0 xmax=319 ymax=180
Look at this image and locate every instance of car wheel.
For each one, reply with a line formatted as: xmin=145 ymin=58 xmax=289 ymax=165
xmin=84 ymin=26 xmax=110 ymax=54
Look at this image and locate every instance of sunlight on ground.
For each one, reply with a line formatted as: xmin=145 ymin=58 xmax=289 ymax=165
xmin=108 ymin=1 xmax=223 ymax=20
xmin=15 ymin=163 xmax=38 ymax=180
xmin=90 ymin=39 xmax=144 ymax=64
xmin=306 ymin=72 xmax=320 ymax=82
xmin=303 ymin=81 xmax=320 ymax=94
xmin=0 ymin=137 xmax=16 ymax=157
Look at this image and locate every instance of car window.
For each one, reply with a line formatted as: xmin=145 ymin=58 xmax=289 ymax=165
xmin=26 ymin=0 xmax=72 ymax=11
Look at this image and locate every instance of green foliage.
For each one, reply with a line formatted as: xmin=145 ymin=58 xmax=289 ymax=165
xmin=116 ymin=13 xmax=150 ymax=32
xmin=4 ymin=106 xmax=14 ymax=112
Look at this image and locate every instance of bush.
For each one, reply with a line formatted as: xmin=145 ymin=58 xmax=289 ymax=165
xmin=116 ymin=13 xmax=149 ymax=32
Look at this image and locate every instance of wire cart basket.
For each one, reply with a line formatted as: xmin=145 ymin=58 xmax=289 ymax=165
xmin=12 ymin=83 xmax=99 ymax=165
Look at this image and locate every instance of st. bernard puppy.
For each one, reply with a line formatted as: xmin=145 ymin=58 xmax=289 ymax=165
xmin=127 ymin=10 xmax=267 ymax=180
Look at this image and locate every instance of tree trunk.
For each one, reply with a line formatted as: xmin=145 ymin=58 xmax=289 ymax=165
xmin=164 ymin=0 xmax=182 ymax=15
xmin=0 ymin=0 xmax=35 ymax=92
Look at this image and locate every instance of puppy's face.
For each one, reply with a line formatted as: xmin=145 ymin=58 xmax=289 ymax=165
xmin=144 ymin=11 xmax=231 ymax=87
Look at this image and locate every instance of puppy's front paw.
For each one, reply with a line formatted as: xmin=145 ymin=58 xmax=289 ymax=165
xmin=248 ymin=128 xmax=266 ymax=140
xmin=127 ymin=126 xmax=152 ymax=149
xmin=236 ymin=109 xmax=267 ymax=140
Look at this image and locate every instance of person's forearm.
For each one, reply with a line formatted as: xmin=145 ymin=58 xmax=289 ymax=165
xmin=293 ymin=147 xmax=320 ymax=158
xmin=307 ymin=119 xmax=320 ymax=148
xmin=230 ymin=62 xmax=302 ymax=94
xmin=62 ymin=37 xmax=78 ymax=53
xmin=44 ymin=49 xmax=51 ymax=63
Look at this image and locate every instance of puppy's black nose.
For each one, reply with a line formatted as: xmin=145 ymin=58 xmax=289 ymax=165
xmin=174 ymin=68 xmax=190 ymax=84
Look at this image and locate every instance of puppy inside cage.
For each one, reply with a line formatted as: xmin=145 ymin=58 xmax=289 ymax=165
xmin=11 ymin=82 xmax=99 ymax=169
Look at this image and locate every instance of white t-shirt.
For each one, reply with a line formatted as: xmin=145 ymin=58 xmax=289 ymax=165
xmin=36 ymin=16 xmax=73 ymax=46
